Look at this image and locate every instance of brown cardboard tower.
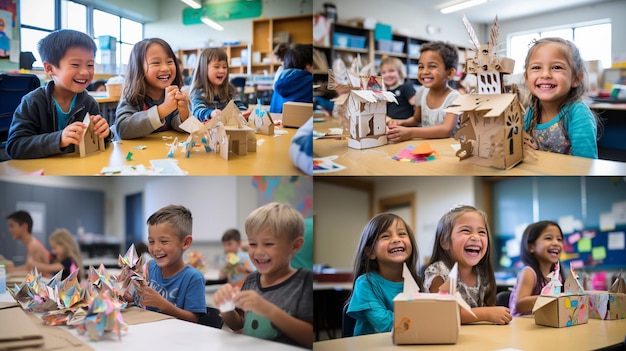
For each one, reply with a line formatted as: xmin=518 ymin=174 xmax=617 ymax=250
xmin=445 ymin=16 xmax=533 ymax=169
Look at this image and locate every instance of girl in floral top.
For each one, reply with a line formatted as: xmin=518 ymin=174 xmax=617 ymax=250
xmin=423 ymin=205 xmax=511 ymax=325
xmin=523 ymin=37 xmax=600 ymax=159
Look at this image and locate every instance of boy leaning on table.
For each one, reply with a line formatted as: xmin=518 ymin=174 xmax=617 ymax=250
xmin=213 ymin=202 xmax=313 ymax=349
xmin=6 ymin=29 xmax=111 ymax=159
xmin=127 ymin=205 xmax=207 ymax=323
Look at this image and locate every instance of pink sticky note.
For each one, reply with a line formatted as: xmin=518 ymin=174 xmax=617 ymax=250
xmin=568 ymin=232 xmax=581 ymax=245
xmin=570 ymin=260 xmax=584 ymax=269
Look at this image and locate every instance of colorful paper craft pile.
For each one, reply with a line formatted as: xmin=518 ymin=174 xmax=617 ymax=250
xmin=9 ymin=264 xmax=129 ymax=341
xmin=392 ymin=142 xmax=440 ymax=162
xmin=186 ymin=250 xmax=207 ymax=274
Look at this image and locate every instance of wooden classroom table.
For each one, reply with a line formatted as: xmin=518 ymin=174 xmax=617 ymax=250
xmin=0 ymin=292 xmax=304 ymax=351
xmin=313 ymin=316 xmax=626 ymax=351
xmin=313 ymin=119 xmax=626 ymax=176
xmin=0 ymin=125 xmax=301 ymax=175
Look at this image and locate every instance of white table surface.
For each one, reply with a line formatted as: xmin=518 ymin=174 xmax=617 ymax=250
xmin=0 ymin=292 xmax=305 ymax=351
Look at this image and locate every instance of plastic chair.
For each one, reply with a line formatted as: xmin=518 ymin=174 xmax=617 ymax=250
xmin=230 ymin=76 xmax=247 ymax=102
xmin=496 ymin=290 xmax=511 ymax=307
xmin=197 ymin=307 xmax=224 ymax=329
xmin=0 ymin=73 xmax=41 ymax=142
xmin=342 ymin=303 xmax=356 ymax=338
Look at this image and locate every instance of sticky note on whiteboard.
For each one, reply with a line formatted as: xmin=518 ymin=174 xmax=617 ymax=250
xmin=591 ymin=246 xmax=607 ymax=261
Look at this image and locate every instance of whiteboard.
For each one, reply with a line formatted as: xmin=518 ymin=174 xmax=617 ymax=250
xmin=144 ymin=177 xmax=238 ymax=242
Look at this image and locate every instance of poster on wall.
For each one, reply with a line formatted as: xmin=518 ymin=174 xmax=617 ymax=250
xmin=0 ymin=0 xmax=17 ymax=59
xmin=252 ymin=176 xmax=313 ymax=218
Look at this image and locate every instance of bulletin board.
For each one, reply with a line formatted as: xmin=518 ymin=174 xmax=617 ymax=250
xmin=497 ymin=227 xmax=626 ymax=271
xmin=560 ymin=228 xmax=626 ymax=270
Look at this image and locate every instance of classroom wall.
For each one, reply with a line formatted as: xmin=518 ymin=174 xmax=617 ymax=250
xmin=498 ymin=0 xmax=626 ymax=64
xmin=314 ymin=0 xmax=625 ymax=65
xmin=0 ymin=176 xmax=262 ymax=267
xmin=312 ymin=0 xmax=483 ymax=50
xmin=146 ymin=0 xmax=313 ymax=52
xmin=314 ymin=177 xmax=478 ymax=270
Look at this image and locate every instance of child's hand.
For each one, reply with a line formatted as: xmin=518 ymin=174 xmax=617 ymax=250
xmin=60 ymin=121 xmax=87 ymax=148
xmin=161 ymin=86 xmax=180 ymax=115
xmin=136 ymin=285 xmax=167 ymax=310
xmin=386 ymin=125 xmax=411 ymax=143
xmin=210 ymin=109 xmax=222 ymax=119
xmin=485 ymin=306 xmax=512 ymax=325
xmin=89 ymin=114 xmax=110 ymax=138
xmin=233 ymin=290 xmax=274 ymax=318
xmin=213 ymin=283 xmax=238 ymax=308
xmin=175 ymin=91 xmax=189 ymax=109
xmin=241 ymin=109 xmax=252 ymax=119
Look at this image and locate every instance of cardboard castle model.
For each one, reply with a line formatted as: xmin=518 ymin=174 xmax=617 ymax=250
xmin=328 ymin=60 xmax=397 ymax=149
xmin=445 ymin=16 xmax=532 ymax=170
xmin=76 ymin=113 xmax=105 ymax=158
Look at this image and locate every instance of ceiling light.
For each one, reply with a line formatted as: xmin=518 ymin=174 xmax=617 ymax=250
xmin=180 ymin=0 xmax=202 ymax=9
xmin=201 ymin=16 xmax=224 ymax=31
xmin=440 ymin=0 xmax=487 ymax=14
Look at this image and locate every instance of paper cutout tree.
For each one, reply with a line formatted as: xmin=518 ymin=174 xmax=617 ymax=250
xmin=248 ymin=101 xmax=274 ymax=135
xmin=76 ymin=113 xmax=105 ymax=158
xmin=444 ymin=16 xmax=534 ymax=170
xmin=328 ymin=56 xmax=397 ymax=149
xmin=540 ymin=261 xmax=563 ymax=296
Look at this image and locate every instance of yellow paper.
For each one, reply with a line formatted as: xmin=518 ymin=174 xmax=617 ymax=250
xmin=577 ymin=238 xmax=592 ymax=252
xmin=591 ymin=246 xmax=607 ymax=261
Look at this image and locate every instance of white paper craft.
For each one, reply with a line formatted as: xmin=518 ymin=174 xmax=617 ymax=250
xmin=328 ymin=55 xmax=397 ymax=149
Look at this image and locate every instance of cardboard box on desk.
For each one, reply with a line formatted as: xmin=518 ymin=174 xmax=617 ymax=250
xmin=588 ymin=272 xmax=626 ymax=320
xmin=532 ymin=263 xmax=589 ymax=328
xmin=282 ymin=102 xmax=312 ymax=128
xmin=392 ymin=263 xmax=475 ymax=345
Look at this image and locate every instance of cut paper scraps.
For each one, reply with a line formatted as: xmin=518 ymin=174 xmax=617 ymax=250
xmin=392 ymin=142 xmax=440 ymax=162
xmin=313 ymin=155 xmax=346 ymax=174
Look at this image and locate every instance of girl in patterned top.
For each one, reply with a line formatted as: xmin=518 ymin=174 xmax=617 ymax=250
xmin=508 ymin=221 xmax=564 ymax=316
xmin=423 ymin=205 xmax=511 ymax=325
xmin=523 ymin=37 xmax=600 ymax=159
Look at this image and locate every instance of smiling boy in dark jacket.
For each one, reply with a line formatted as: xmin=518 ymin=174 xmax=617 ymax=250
xmin=7 ymin=29 xmax=110 ymax=159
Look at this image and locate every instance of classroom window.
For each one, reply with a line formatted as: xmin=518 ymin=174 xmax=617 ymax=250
xmin=19 ymin=0 xmax=143 ymax=69
xmin=19 ymin=0 xmax=55 ymax=69
xmin=508 ymin=21 xmax=611 ymax=74
xmin=62 ymin=1 xmax=87 ymax=33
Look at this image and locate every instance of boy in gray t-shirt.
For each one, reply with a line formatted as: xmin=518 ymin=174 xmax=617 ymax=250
xmin=214 ymin=202 xmax=313 ymax=348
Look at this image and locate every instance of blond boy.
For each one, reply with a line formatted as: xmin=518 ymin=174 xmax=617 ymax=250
xmin=5 ymin=210 xmax=51 ymax=272
xmin=135 ymin=205 xmax=206 ymax=323
xmin=213 ymin=202 xmax=313 ymax=348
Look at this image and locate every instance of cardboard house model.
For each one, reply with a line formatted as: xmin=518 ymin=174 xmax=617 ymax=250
xmin=393 ymin=263 xmax=475 ymax=345
xmin=532 ymin=263 xmax=589 ymax=328
xmin=179 ymin=100 xmax=256 ymax=160
xmin=588 ymin=271 xmax=626 ymax=320
xmin=76 ymin=113 xmax=105 ymax=158
xmin=444 ymin=16 xmax=528 ymax=170
xmin=328 ymin=65 xmax=397 ymax=149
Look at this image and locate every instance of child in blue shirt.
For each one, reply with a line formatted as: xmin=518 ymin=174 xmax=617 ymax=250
xmin=347 ymin=213 xmax=420 ymax=335
xmin=523 ymin=37 xmax=600 ymax=159
xmin=189 ymin=48 xmax=250 ymax=122
xmin=135 ymin=205 xmax=206 ymax=323
xmin=269 ymin=44 xmax=313 ymax=114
